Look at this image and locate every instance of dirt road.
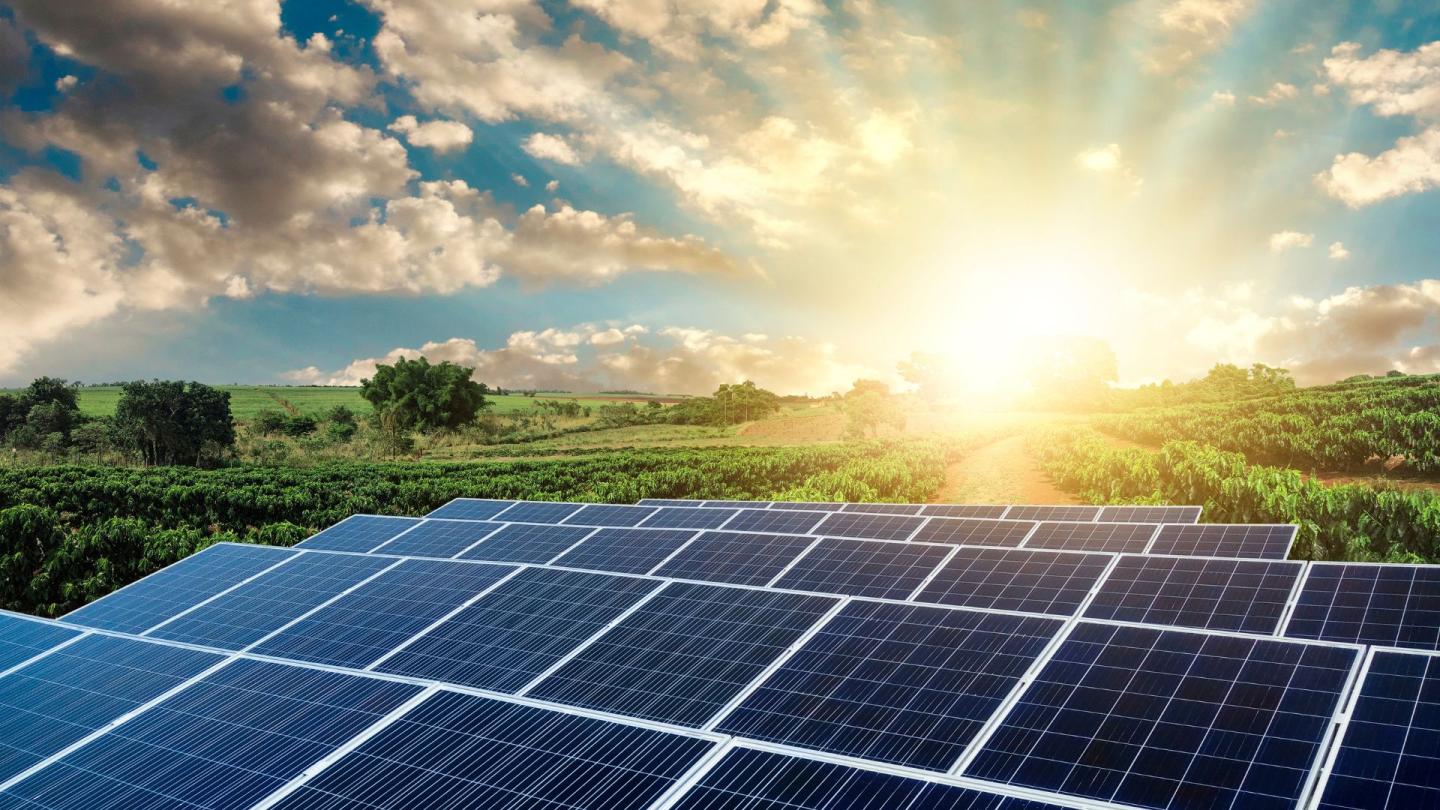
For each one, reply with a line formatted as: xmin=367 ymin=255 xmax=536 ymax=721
xmin=931 ymin=434 xmax=1078 ymax=505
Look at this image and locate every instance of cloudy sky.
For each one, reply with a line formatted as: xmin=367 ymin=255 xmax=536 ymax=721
xmin=2 ymin=0 xmax=1439 ymax=394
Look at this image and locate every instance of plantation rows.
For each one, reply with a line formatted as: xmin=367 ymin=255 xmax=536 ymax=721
xmin=1033 ymin=427 xmax=1440 ymax=563
xmin=1095 ymin=375 xmax=1440 ymax=474
xmin=0 ymin=441 xmax=953 ymax=617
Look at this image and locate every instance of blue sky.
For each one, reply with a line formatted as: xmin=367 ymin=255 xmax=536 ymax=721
xmin=2 ymin=0 xmax=1440 ymax=393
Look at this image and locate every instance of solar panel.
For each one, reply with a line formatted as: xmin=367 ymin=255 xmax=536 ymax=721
xmin=653 ymin=531 xmax=817 ymax=586
xmin=1083 ymin=555 xmax=1303 ymax=634
xmin=639 ymin=506 xmax=740 ymax=529
xmin=424 ymin=498 xmax=516 ymax=521
xmin=375 ymin=518 xmax=501 ymax=558
xmin=1003 ymin=505 xmax=1101 ymax=521
xmin=812 ymin=511 xmax=925 ymax=541
xmin=249 ymin=559 xmax=516 ymax=668
xmin=636 ymin=498 xmax=704 ymax=507
xmin=563 ymin=503 xmax=658 ymax=527
xmin=673 ymin=747 xmax=1071 ymax=809
xmin=1098 ymin=504 xmax=1202 ymax=523
xmin=297 ymin=514 xmax=422 ymax=553
xmin=1150 ymin=523 xmax=1297 ymax=559
xmin=1022 ymin=520 xmax=1157 ymax=553
xmin=0 ymin=614 xmax=80 ymax=673
xmin=0 ymin=635 xmax=221 ymax=783
xmin=491 ymin=500 xmax=584 ymax=523
xmin=722 ymin=508 xmax=828 ymax=535
xmin=770 ymin=501 xmax=845 ymax=511
xmin=842 ymin=502 xmax=925 ymax=515
xmin=63 ymin=543 xmax=294 ymax=634
xmin=922 ymin=504 xmax=1010 ymax=519
xmin=269 ymin=691 xmax=716 ymax=810
xmin=529 ymin=581 xmax=838 ymax=726
xmin=145 ymin=551 xmax=396 ymax=650
xmin=374 ymin=567 xmax=660 ymax=692
xmin=1317 ymin=650 xmax=1440 ymax=809
xmin=716 ymin=602 xmax=1063 ymax=770
xmin=703 ymin=500 xmax=770 ymax=508
xmin=913 ymin=517 xmax=1034 ymax=547
xmin=772 ymin=537 xmax=953 ymax=599
xmin=0 ymin=658 xmax=421 ymax=810
xmin=456 ymin=522 xmax=594 ymax=563
xmin=915 ymin=547 xmax=1114 ymax=615
xmin=551 ymin=527 xmax=700 ymax=574
xmin=1285 ymin=563 xmax=1440 ymax=651
xmin=965 ymin=622 xmax=1358 ymax=810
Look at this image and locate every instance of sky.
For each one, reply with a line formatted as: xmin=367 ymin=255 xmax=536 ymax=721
xmin=2 ymin=0 xmax=1440 ymax=394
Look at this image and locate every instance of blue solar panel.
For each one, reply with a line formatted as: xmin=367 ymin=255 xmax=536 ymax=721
xmin=1004 ymin=505 xmax=1101 ymax=521
xmin=249 ymin=559 xmax=516 ymax=668
xmin=922 ymin=504 xmax=1010 ymax=519
xmin=915 ymin=547 xmax=1114 ymax=615
xmin=63 ymin=543 xmax=294 ymax=634
xmin=456 ymin=522 xmax=594 ymax=563
xmin=1023 ymin=521 xmax=1157 ymax=553
xmin=424 ymin=498 xmax=516 ymax=520
xmin=297 ymin=515 xmax=421 ymax=553
xmin=639 ymin=506 xmax=740 ymax=529
xmin=703 ymin=500 xmax=770 ymax=508
xmin=0 ymin=614 xmax=80 ymax=673
xmin=1083 ymin=555 xmax=1303 ymax=634
xmin=1285 ymin=564 xmax=1440 ymax=651
xmin=1150 ymin=523 xmax=1297 ymax=559
xmin=146 ymin=552 xmax=395 ymax=650
xmin=722 ymin=508 xmax=828 ymax=535
xmin=654 ymin=531 xmax=816 ymax=586
xmin=551 ymin=527 xmax=699 ymax=574
xmin=376 ymin=519 xmax=501 ymax=558
xmin=375 ymin=567 xmax=659 ymax=692
xmin=0 ymin=659 xmax=420 ymax=810
xmin=491 ymin=500 xmax=585 ymax=523
xmin=966 ymin=622 xmax=1358 ymax=810
xmin=270 ymin=691 xmax=716 ymax=810
xmin=770 ymin=501 xmax=844 ymax=511
xmin=563 ymin=503 xmax=658 ymax=527
xmin=717 ymin=603 xmax=1063 ymax=770
xmin=0 ymin=635 xmax=221 ymax=783
xmin=913 ymin=517 xmax=1034 ymax=546
xmin=1318 ymin=650 xmax=1440 ymax=809
xmin=674 ymin=747 xmax=1071 ymax=809
xmin=772 ymin=537 xmax=952 ymax=599
xmin=530 ymin=582 xmax=838 ymax=726
xmin=1098 ymin=505 xmax=1202 ymax=523
xmin=812 ymin=511 xmax=925 ymax=541
xmin=636 ymin=498 xmax=705 ymax=507
xmin=842 ymin=502 xmax=925 ymax=515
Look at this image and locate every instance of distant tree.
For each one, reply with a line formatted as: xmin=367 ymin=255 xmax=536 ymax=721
xmin=280 ymin=414 xmax=317 ymax=437
xmin=19 ymin=377 xmax=79 ymax=412
xmin=840 ymin=379 xmax=905 ymax=439
xmin=322 ymin=405 xmax=359 ymax=442
xmin=252 ymin=409 xmax=287 ymax=435
xmin=1386 ymin=369 xmax=1406 ymax=378
xmin=360 ymin=357 xmax=489 ymax=431
xmin=0 ymin=394 xmax=23 ymax=440
xmin=114 ymin=381 xmax=236 ymax=466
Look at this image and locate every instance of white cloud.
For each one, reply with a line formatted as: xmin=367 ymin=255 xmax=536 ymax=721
xmin=54 ymin=75 xmax=78 ymax=92
xmin=545 ymin=179 xmax=559 ymax=192
xmin=1319 ymin=127 xmax=1440 ymax=207
xmin=1209 ymin=90 xmax=1236 ymax=106
xmin=1329 ymin=241 xmax=1350 ymax=260
xmin=1269 ymin=230 xmax=1313 ymax=253
xmin=1248 ymin=82 xmax=1298 ymax=106
xmin=1076 ymin=143 xmax=1143 ymax=192
xmin=522 ymin=132 xmax=582 ymax=165
xmin=511 ymin=173 xmax=530 ymax=187
xmin=387 ymin=115 xmax=473 ymax=153
xmin=1142 ymin=0 xmax=1256 ymax=74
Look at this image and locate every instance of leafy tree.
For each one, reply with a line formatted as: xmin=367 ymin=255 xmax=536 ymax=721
xmin=19 ymin=377 xmax=79 ymax=412
xmin=839 ymin=380 xmax=906 ymax=439
xmin=252 ymin=409 xmax=288 ymax=435
xmin=323 ymin=405 xmax=359 ymax=442
xmin=280 ymin=414 xmax=317 ymax=437
xmin=360 ymin=357 xmax=489 ymax=431
xmin=114 ymin=380 xmax=236 ymax=466
xmin=0 ymin=394 xmax=23 ymax=440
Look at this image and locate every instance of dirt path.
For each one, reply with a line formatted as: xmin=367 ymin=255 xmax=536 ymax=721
xmin=931 ymin=434 xmax=1079 ymax=505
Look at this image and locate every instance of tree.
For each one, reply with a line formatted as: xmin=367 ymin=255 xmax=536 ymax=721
xmin=19 ymin=377 xmax=79 ymax=412
xmin=839 ymin=379 xmax=905 ymax=439
xmin=359 ymin=357 xmax=489 ymax=431
xmin=114 ymin=380 xmax=236 ymax=466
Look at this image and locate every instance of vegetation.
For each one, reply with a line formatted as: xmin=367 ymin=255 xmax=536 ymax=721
xmin=838 ymin=380 xmax=906 ymax=439
xmin=1105 ymin=363 xmax=1296 ymax=410
xmin=360 ymin=357 xmax=491 ymax=432
xmin=114 ymin=380 xmax=236 ymax=466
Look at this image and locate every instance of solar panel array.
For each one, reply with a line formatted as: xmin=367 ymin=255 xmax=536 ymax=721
xmin=0 ymin=497 xmax=1430 ymax=809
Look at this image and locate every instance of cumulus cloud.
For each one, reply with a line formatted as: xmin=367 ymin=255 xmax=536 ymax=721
xmin=1209 ymin=90 xmax=1236 ymax=106
xmin=522 ymin=133 xmax=581 ymax=165
xmin=1329 ymin=241 xmax=1350 ymax=260
xmin=1268 ymin=230 xmax=1313 ymax=253
xmin=1141 ymin=0 xmax=1255 ymax=74
xmin=1248 ymin=82 xmax=1298 ymax=106
xmin=1075 ymin=143 xmax=1143 ymax=191
xmin=569 ymin=0 xmax=824 ymax=60
xmin=387 ymin=115 xmax=473 ymax=153
xmin=1319 ymin=127 xmax=1440 ymax=207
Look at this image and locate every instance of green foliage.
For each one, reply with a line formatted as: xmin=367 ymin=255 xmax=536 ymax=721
xmin=667 ymin=381 xmax=781 ymax=426
xmin=839 ymin=381 xmax=906 ymax=440
xmin=0 ymin=505 xmax=64 ymax=612
xmin=114 ymin=380 xmax=236 ymax=466
xmin=360 ymin=357 xmax=489 ymax=432
xmin=1108 ymin=363 xmax=1297 ymax=410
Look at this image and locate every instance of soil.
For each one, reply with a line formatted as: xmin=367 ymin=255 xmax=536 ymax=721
xmin=931 ymin=434 xmax=1079 ymax=505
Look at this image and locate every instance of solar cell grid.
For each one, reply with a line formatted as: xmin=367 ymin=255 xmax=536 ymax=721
xmin=1022 ymin=520 xmax=1157 ymax=553
xmin=1098 ymin=505 xmax=1202 ymax=524
xmin=490 ymin=500 xmax=584 ymax=523
xmin=249 ymin=559 xmax=516 ymax=669
xmin=63 ymin=543 xmax=294 ymax=635
xmin=374 ymin=567 xmax=660 ymax=692
xmin=722 ymin=508 xmax=828 ymax=535
xmin=562 ymin=503 xmax=658 ymax=527
xmin=922 ymin=504 xmax=1010 ymax=519
xmin=1003 ymin=505 xmax=1101 ymax=521
xmin=653 ymin=531 xmax=817 ymax=586
xmin=297 ymin=515 xmax=421 ymax=553
xmin=965 ymin=622 xmax=1358 ymax=810
xmin=0 ymin=635 xmax=222 ymax=784
xmin=145 ymin=551 xmax=396 ymax=650
xmin=717 ymin=602 xmax=1064 ymax=770
xmin=913 ymin=517 xmax=1034 ymax=547
xmin=636 ymin=498 xmax=704 ymax=507
xmin=1285 ymin=563 xmax=1440 ymax=651
xmin=552 ymin=526 xmax=700 ymax=574
xmin=270 ymin=691 xmax=716 ymax=810
xmin=0 ymin=658 xmax=420 ymax=810
xmin=841 ymin=502 xmax=925 ymax=515
xmin=770 ymin=501 xmax=845 ymax=511
xmin=1149 ymin=523 xmax=1297 ymax=559
xmin=916 ymin=547 xmax=1114 ymax=615
xmin=424 ymin=498 xmax=516 ymax=521
xmin=702 ymin=500 xmax=770 ymax=508
xmin=456 ymin=522 xmax=595 ymax=564
xmin=1317 ymin=650 xmax=1440 ymax=810
xmin=374 ymin=518 xmax=501 ymax=558
xmin=812 ymin=511 xmax=925 ymax=542
xmin=0 ymin=614 xmax=80 ymax=674
xmin=639 ymin=506 xmax=740 ymax=530
xmin=771 ymin=537 xmax=953 ymax=600
xmin=529 ymin=581 xmax=839 ymax=726
xmin=1083 ymin=555 xmax=1303 ymax=634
